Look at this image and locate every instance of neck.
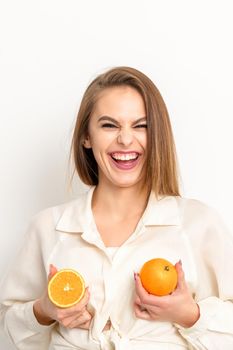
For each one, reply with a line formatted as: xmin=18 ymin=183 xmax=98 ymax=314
xmin=92 ymin=183 xmax=150 ymax=221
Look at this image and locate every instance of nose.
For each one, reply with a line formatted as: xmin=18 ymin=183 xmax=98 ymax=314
xmin=117 ymin=128 xmax=133 ymax=146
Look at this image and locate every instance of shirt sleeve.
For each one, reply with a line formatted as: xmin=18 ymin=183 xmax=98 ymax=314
xmin=176 ymin=207 xmax=233 ymax=349
xmin=0 ymin=212 xmax=57 ymax=349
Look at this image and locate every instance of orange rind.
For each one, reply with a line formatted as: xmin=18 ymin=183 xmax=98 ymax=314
xmin=140 ymin=258 xmax=178 ymax=296
xmin=48 ymin=269 xmax=85 ymax=308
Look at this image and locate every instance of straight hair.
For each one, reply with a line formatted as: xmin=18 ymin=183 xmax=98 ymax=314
xmin=71 ymin=66 xmax=180 ymax=197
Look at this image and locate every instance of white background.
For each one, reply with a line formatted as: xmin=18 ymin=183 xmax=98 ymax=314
xmin=0 ymin=0 xmax=233 ymax=348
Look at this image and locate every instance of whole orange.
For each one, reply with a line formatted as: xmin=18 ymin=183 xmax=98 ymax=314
xmin=139 ymin=258 xmax=178 ymax=296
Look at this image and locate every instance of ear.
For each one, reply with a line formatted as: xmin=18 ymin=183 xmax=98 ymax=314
xmin=83 ymin=135 xmax=92 ymax=149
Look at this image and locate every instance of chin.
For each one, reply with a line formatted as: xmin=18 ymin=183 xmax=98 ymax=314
xmin=100 ymin=170 xmax=146 ymax=189
xmin=111 ymin=178 xmax=145 ymax=189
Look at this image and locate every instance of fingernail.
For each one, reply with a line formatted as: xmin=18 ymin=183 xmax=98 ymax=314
xmin=134 ymin=272 xmax=137 ymax=281
xmin=179 ymin=259 xmax=182 ymax=266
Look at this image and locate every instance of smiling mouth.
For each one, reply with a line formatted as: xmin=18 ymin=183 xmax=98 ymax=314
xmin=110 ymin=152 xmax=140 ymax=162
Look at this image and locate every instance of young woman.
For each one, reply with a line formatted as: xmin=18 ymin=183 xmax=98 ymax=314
xmin=1 ymin=66 xmax=233 ymax=349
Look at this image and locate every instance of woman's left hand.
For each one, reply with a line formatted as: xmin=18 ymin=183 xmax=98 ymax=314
xmin=133 ymin=260 xmax=200 ymax=328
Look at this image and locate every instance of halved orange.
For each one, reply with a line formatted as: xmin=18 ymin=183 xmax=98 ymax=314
xmin=48 ymin=269 xmax=85 ymax=308
xmin=140 ymin=258 xmax=178 ymax=296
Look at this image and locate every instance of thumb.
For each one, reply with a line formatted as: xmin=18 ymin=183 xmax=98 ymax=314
xmin=48 ymin=264 xmax=58 ymax=281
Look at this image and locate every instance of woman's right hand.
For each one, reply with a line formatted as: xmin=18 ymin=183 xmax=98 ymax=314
xmin=33 ymin=264 xmax=93 ymax=329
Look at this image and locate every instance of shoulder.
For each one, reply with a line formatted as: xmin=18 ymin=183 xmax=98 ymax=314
xmin=28 ymin=189 xmax=90 ymax=233
xmin=175 ymin=196 xmax=217 ymax=220
xmin=175 ymin=196 xmax=232 ymax=240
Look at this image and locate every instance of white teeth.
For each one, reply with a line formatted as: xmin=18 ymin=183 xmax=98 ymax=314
xmin=111 ymin=152 xmax=138 ymax=161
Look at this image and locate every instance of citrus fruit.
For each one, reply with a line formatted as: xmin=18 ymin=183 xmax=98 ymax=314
xmin=140 ymin=258 xmax=178 ymax=296
xmin=48 ymin=269 xmax=85 ymax=308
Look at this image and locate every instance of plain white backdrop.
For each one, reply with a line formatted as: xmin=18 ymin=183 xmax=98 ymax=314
xmin=0 ymin=0 xmax=233 ymax=348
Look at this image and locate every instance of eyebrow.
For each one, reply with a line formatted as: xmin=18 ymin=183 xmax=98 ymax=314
xmin=97 ymin=116 xmax=147 ymax=124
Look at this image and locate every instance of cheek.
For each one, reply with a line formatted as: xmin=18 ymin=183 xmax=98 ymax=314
xmin=137 ymin=133 xmax=147 ymax=149
xmin=90 ymin=132 xmax=115 ymax=151
xmin=89 ymin=137 xmax=108 ymax=163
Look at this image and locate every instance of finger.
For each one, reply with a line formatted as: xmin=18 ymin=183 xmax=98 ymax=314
xmin=134 ymin=294 xmax=161 ymax=317
xmin=78 ymin=319 xmax=92 ymax=330
xmin=63 ymin=287 xmax=90 ymax=314
xmin=134 ymin=294 xmax=148 ymax=310
xmin=174 ymin=260 xmax=187 ymax=291
xmin=134 ymin=295 xmax=141 ymax=305
xmin=59 ymin=308 xmax=92 ymax=327
xmin=48 ymin=264 xmax=58 ymax=281
xmin=134 ymin=302 xmax=151 ymax=320
xmin=134 ymin=272 xmax=150 ymax=299
xmin=74 ymin=287 xmax=90 ymax=310
xmin=64 ymin=310 xmax=92 ymax=329
xmin=134 ymin=273 xmax=161 ymax=306
xmin=55 ymin=288 xmax=90 ymax=321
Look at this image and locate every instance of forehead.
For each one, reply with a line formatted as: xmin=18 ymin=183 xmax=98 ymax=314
xmin=92 ymin=86 xmax=146 ymax=119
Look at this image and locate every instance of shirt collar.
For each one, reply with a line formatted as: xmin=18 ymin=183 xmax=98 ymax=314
xmin=55 ymin=186 xmax=95 ymax=233
xmin=55 ymin=186 xmax=181 ymax=233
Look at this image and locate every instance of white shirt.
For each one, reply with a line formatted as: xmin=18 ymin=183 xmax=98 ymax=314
xmin=1 ymin=186 xmax=233 ymax=350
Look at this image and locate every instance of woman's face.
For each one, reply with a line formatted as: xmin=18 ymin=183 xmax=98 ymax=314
xmin=84 ymin=86 xmax=147 ymax=189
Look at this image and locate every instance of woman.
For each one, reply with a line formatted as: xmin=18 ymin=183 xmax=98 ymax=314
xmin=1 ymin=66 xmax=233 ymax=349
